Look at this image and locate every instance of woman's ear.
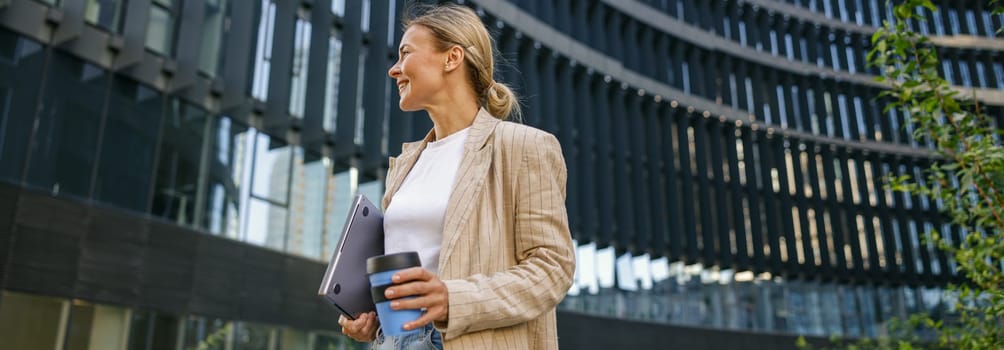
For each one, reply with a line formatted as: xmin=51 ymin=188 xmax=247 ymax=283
xmin=444 ymin=45 xmax=465 ymax=72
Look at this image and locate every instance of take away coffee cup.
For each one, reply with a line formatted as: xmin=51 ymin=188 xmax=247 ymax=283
xmin=366 ymin=251 xmax=423 ymax=336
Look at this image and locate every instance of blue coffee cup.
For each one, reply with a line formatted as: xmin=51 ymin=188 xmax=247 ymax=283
xmin=367 ymin=252 xmax=423 ymax=337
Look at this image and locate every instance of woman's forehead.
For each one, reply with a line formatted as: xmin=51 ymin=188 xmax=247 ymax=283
xmin=401 ymin=25 xmax=435 ymax=47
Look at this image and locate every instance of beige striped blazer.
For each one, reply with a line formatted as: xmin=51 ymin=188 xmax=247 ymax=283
xmin=382 ymin=108 xmax=575 ymax=350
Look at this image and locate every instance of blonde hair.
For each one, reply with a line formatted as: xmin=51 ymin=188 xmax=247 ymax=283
xmin=403 ymin=3 xmax=521 ymax=121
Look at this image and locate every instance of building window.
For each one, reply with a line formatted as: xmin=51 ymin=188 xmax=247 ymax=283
xmin=331 ymin=0 xmax=345 ymax=17
xmin=233 ymin=322 xmax=276 ymax=349
xmin=145 ymin=0 xmax=178 ymax=55
xmin=974 ymin=61 xmax=988 ymax=88
xmin=128 ymin=310 xmax=181 ymax=349
xmin=181 ymin=315 xmax=232 ymax=349
xmin=323 ymin=31 xmax=343 ymax=133
xmin=85 ymin=0 xmax=124 ymax=32
xmin=151 ymin=100 xmax=210 ymax=228
xmin=361 ymin=0 xmax=371 ymax=33
xmin=204 ymin=115 xmax=252 ymax=238
xmin=239 ymin=132 xmax=292 ymax=251
xmin=251 ymin=0 xmax=276 ymax=101
xmin=354 ymin=46 xmax=367 ymax=144
xmin=930 ymin=10 xmax=946 ymax=36
xmin=289 ymin=12 xmax=312 ymax=118
xmin=326 ymin=169 xmax=355 ymax=257
xmin=993 ymin=62 xmax=1004 ymax=89
xmin=288 ymin=148 xmax=332 ymax=260
xmin=26 ymin=51 xmax=108 ymax=198
xmin=947 ymin=9 xmax=961 ymax=35
xmin=198 ymin=0 xmax=229 ymax=78
xmin=0 ymin=291 xmax=67 ymax=349
xmin=0 ymin=29 xmax=46 ymax=184
xmin=94 ymin=77 xmax=163 ymax=212
xmin=65 ymin=302 xmax=131 ymax=350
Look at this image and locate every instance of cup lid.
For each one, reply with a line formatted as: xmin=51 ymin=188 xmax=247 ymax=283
xmin=366 ymin=251 xmax=421 ymax=274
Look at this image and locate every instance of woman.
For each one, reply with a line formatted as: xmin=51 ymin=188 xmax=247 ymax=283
xmin=337 ymin=3 xmax=575 ymax=350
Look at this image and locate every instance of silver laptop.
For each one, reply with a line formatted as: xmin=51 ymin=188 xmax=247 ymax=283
xmin=318 ymin=194 xmax=384 ymax=319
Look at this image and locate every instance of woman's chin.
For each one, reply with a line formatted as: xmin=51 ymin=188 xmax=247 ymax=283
xmin=398 ymin=100 xmax=421 ymax=112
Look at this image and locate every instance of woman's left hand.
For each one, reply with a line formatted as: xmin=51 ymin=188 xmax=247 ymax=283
xmin=385 ymin=267 xmax=449 ymax=331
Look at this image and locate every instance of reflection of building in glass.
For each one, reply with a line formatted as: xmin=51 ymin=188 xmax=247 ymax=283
xmin=0 ymin=0 xmax=1002 ymax=349
xmin=265 ymin=148 xmax=291 ymax=251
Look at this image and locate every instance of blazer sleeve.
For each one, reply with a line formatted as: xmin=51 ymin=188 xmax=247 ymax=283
xmin=436 ymin=131 xmax=576 ymax=338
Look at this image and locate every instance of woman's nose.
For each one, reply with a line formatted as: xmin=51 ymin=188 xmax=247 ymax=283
xmin=388 ymin=63 xmax=400 ymax=79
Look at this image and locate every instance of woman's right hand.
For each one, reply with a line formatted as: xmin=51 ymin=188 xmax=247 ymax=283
xmin=338 ymin=312 xmax=378 ymax=342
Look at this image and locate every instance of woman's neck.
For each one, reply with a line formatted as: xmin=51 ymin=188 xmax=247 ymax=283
xmin=426 ymin=100 xmax=480 ymax=141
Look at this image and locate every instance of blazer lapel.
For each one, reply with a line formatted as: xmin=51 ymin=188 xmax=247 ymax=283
xmin=438 ymin=109 xmax=501 ymax=269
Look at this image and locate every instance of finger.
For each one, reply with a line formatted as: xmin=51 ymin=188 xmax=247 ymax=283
xmin=344 ymin=315 xmax=369 ymax=341
xmin=403 ymin=308 xmax=445 ymax=331
xmin=348 ymin=315 xmax=366 ymax=334
xmin=392 ymin=267 xmax=431 ymax=284
xmin=386 ymin=279 xmax=437 ymax=299
xmin=390 ymin=293 xmax=444 ymax=311
xmin=364 ymin=312 xmax=377 ymax=331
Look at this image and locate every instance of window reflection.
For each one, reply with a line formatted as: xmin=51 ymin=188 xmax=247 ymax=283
xmin=324 ymin=170 xmax=355 ymax=259
xmin=95 ymin=77 xmax=163 ymax=212
xmin=127 ymin=310 xmax=181 ymax=350
xmin=0 ymin=29 xmax=45 ymax=184
xmin=152 ymin=100 xmax=210 ymax=228
xmin=198 ymin=0 xmax=229 ymax=77
xmin=66 ymin=302 xmax=132 ymax=350
xmin=239 ymin=132 xmax=291 ymax=250
xmin=233 ymin=322 xmax=274 ymax=350
xmin=289 ymin=14 xmax=312 ymax=118
xmin=354 ymin=47 xmax=368 ymax=144
xmin=204 ymin=116 xmax=251 ymax=238
xmin=182 ymin=315 xmax=231 ymax=350
xmin=85 ymin=0 xmax=124 ymax=32
xmin=288 ymin=149 xmax=331 ymax=259
xmin=361 ymin=0 xmax=371 ymax=33
xmin=26 ymin=52 xmax=107 ymax=198
xmin=249 ymin=134 xmax=291 ymax=204
xmin=145 ymin=1 xmax=176 ymax=55
xmin=251 ymin=0 xmax=277 ymax=100
xmin=357 ymin=179 xmax=383 ymax=211
xmin=1 ymin=293 xmax=364 ymax=350
xmin=331 ymin=0 xmax=345 ymax=17
xmin=559 ymin=260 xmax=955 ymax=338
xmin=323 ymin=31 xmax=342 ymax=132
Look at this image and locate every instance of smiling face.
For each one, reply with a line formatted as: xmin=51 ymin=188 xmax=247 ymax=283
xmin=388 ymin=25 xmax=450 ymax=112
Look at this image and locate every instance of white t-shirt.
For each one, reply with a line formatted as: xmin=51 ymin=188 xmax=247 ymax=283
xmin=383 ymin=127 xmax=470 ymax=273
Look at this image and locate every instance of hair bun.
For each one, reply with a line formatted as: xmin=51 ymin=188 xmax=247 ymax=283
xmin=485 ymin=81 xmax=521 ymax=121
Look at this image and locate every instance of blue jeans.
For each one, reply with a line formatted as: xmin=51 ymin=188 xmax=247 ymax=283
xmin=371 ymin=323 xmax=443 ymax=350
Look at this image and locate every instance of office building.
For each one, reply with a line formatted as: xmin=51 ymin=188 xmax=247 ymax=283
xmin=0 ymin=0 xmax=1001 ymax=348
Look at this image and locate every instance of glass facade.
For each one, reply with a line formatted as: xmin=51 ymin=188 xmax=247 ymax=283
xmin=0 ymin=291 xmax=365 ymax=350
xmin=84 ymin=0 xmax=124 ymax=32
xmin=145 ymin=0 xmax=176 ymax=55
xmin=0 ymin=20 xmax=378 ymax=261
xmin=197 ymin=0 xmax=228 ymax=77
xmin=0 ymin=0 xmax=1001 ymax=347
xmin=560 ymin=263 xmax=954 ymax=338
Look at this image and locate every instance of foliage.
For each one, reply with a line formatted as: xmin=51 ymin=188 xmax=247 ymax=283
xmin=188 ymin=323 xmax=232 ymax=350
xmin=847 ymin=0 xmax=1004 ymax=349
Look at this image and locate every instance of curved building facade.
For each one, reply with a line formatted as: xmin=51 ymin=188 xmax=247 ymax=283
xmin=0 ymin=0 xmax=1000 ymax=348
